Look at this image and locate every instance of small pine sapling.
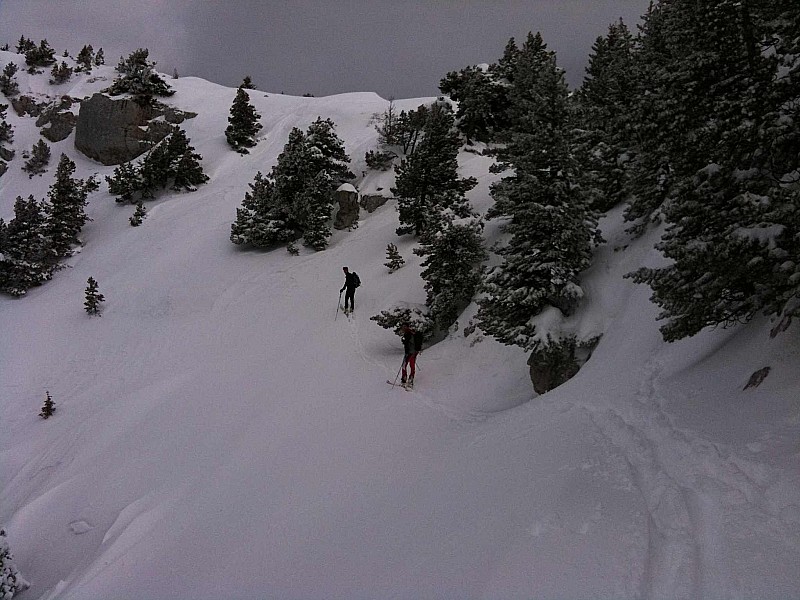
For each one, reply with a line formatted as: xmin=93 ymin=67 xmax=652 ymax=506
xmin=22 ymin=139 xmax=51 ymax=177
xmin=84 ymin=276 xmax=105 ymax=315
xmin=39 ymin=391 xmax=55 ymax=418
xmin=385 ymin=242 xmax=405 ymax=272
xmin=129 ymin=201 xmax=147 ymax=226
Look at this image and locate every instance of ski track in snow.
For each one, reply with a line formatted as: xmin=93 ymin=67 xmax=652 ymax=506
xmin=575 ymin=356 xmax=799 ymax=600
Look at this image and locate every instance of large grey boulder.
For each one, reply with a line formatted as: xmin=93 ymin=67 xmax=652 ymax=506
xmin=36 ymin=97 xmax=78 ymax=142
xmin=334 ymin=183 xmax=360 ymax=230
xmin=74 ymin=93 xmax=158 ymax=165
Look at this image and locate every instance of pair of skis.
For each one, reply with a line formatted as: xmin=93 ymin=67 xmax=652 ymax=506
xmin=386 ymin=379 xmax=413 ymax=392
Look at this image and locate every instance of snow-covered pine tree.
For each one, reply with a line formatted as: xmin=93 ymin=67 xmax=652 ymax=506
xmin=439 ymin=65 xmax=496 ymax=143
xmin=0 ymin=62 xmax=19 ymax=97
xmin=168 ymin=128 xmax=210 ymax=191
xmin=385 ymin=243 xmax=404 ymax=272
xmin=439 ymin=41 xmax=516 ymax=145
xmin=84 ymin=276 xmax=105 ymax=315
xmin=105 ymin=48 xmax=174 ymax=103
xmin=573 ymin=19 xmax=636 ymax=212
xmin=15 ymin=36 xmax=35 ymax=55
xmin=76 ymin=44 xmax=94 ymax=72
xmin=0 ymin=528 xmax=28 ymax=598
xmin=414 ymin=219 xmax=486 ymax=333
xmin=23 ymin=139 xmax=51 ymax=177
xmin=230 ymin=171 xmax=289 ymax=247
xmin=130 ymin=201 xmax=147 ymax=226
xmin=370 ymin=306 xmax=433 ymax=339
xmin=39 ymin=390 xmax=56 ymax=417
xmin=392 ymin=102 xmax=476 ymax=236
xmin=240 ymin=75 xmax=256 ymax=89
xmin=106 ymin=161 xmax=141 ymax=203
xmin=94 ymin=48 xmax=105 ymax=65
xmin=46 ymin=154 xmax=98 ymax=259
xmin=230 ymin=118 xmax=351 ymax=250
xmin=260 ymin=126 xmax=309 ymax=244
xmin=478 ymin=33 xmax=597 ymax=352
xmin=49 ymin=60 xmax=73 ymax=84
xmin=0 ymin=196 xmax=54 ymax=296
xmin=300 ymin=117 xmax=353 ymax=248
xmin=225 ymin=86 xmax=263 ymax=153
xmin=24 ymin=38 xmax=55 ymax=72
xmin=627 ymin=0 xmax=800 ymax=341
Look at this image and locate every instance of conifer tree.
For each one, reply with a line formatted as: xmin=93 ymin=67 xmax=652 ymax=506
xmin=106 ymin=48 xmax=174 ymax=102
xmin=439 ymin=35 xmax=523 ymax=144
xmin=167 ymin=128 xmax=209 ymax=191
xmin=23 ymin=139 xmax=51 ymax=177
xmin=230 ymin=171 xmax=285 ymax=246
xmin=478 ymin=33 xmax=597 ymax=351
xmin=76 ymin=44 xmax=94 ymax=72
xmin=225 ymin=86 xmax=262 ymax=153
xmin=626 ymin=0 xmax=800 ymax=340
xmin=240 ymin=75 xmax=256 ymax=89
xmin=39 ymin=391 xmax=56 ymax=417
xmin=49 ymin=60 xmax=73 ymax=84
xmin=24 ymin=39 xmax=56 ymax=72
xmin=129 ymin=202 xmax=147 ymax=226
xmin=15 ymin=36 xmax=35 ymax=55
xmin=392 ymin=102 xmax=476 ymax=236
xmin=0 ymin=528 xmax=28 ymax=598
xmin=84 ymin=277 xmax=105 ymax=314
xmin=106 ymin=128 xmax=208 ymax=202
xmin=0 ymin=62 xmax=19 ymax=96
xmin=385 ymin=243 xmax=404 ymax=272
xmin=0 ymin=196 xmax=53 ymax=296
xmin=573 ymin=19 xmax=636 ymax=212
xmin=107 ymin=161 xmax=140 ymax=203
xmin=231 ymin=118 xmax=352 ymax=250
xmin=46 ymin=154 xmax=98 ymax=258
xmin=414 ymin=219 xmax=486 ymax=332
xmin=94 ymin=48 xmax=105 ymax=65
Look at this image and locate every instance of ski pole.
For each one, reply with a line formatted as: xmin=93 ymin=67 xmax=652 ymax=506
xmin=335 ymin=290 xmax=342 ymax=320
xmin=389 ymin=360 xmax=404 ymax=388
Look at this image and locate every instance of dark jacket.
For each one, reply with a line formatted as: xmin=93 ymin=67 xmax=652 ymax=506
xmin=403 ymin=331 xmax=423 ymax=355
xmin=341 ymin=272 xmax=358 ymax=292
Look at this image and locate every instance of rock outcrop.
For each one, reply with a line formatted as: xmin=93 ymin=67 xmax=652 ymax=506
xmin=73 ymin=94 xmax=197 ymax=166
xmin=36 ymin=97 xmax=78 ymax=142
xmin=74 ymin=93 xmax=157 ymax=165
xmin=360 ymin=193 xmax=390 ymax=213
xmin=334 ymin=183 xmax=360 ymax=230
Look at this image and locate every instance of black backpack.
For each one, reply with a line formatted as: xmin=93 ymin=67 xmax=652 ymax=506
xmin=352 ymin=272 xmax=361 ymax=287
xmin=413 ymin=331 xmax=423 ymax=352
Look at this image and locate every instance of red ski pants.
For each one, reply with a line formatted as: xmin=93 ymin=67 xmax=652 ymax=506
xmin=402 ymin=352 xmax=417 ymax=380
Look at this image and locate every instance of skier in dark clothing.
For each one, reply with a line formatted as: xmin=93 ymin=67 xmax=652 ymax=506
xmin=400 ymin=323 xmax=423 ymax=388
xmin=340 ymin=266 xmax=360 ymax=314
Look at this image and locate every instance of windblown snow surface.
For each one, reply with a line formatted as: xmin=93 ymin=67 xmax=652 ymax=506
xmin=1 ymin=54 xmax=799 ymax=600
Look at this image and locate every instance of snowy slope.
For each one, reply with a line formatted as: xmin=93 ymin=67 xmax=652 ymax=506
xmin=1 ymin=53 xmax=798 ymax=600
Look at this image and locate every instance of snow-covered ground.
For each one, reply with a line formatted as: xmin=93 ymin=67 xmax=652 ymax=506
xmin=1 ymin=53 xmax=798 ymax=600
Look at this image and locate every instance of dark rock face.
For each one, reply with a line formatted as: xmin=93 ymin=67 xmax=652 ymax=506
xmin=0 ymin=161 xmax=7 ymax=177
xmin=74 ymin=93 xmax=157 ymax=165
xmin=39 ymin=106 xmax=78 ymax=142
xmin=334 ymin=184 xmax=360 ymax=230
xmin=12 ymin=95 xmax=46 ymax=117
xmin=0 ymin=146 xmax=14 ymax=161
xmin=360 ymin=194 xmax=390 ymax=213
